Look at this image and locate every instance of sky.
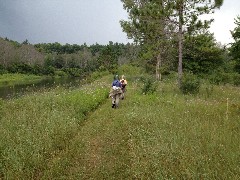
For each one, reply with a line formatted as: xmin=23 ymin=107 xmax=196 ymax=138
xmin=0 ymin=0 xmax=239 ymax=45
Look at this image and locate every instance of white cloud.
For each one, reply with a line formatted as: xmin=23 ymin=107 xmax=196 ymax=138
xmin=209 ymin=0 xmax=240 ymax=45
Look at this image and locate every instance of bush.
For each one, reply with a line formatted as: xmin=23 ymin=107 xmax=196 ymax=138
xmin=209 ymin=72 xmax=232 ymax=85
xmin=90 ymin=70 xmax=110 ymax=80
xmin=180 ymin=73 xmax=200 ymax=94
xmin=63 ymin=68 xmax=83 ymax=77
xmin=140 ymin=76 xmax=157 ymax=94
xmin=208 ymin=72 xmax=240 ymax=86
xmin=32 ymin=64 xmax=44 ymax=75
xmin=0 ymin=65 xmax=7 ymax=75
xmin=54 ymin=70 xmax=68 ymax=77
xmin=233 ymin=73 xmax=240 ymax=86
xmin=43 ymin=66 xmax=55 ymax=75
xmin=164 ymin=71 xmax=178 ymax=82
xmin=7 ymin=62 xmax=33 ymax=74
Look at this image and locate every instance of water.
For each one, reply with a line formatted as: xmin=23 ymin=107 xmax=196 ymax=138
xmin=0 ymin=77 xmax=83 ymax=100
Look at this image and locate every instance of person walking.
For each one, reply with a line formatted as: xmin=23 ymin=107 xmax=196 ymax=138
xmin=120 ymin=75 xmax=127 ymax=99
xmin=109 ymin=75 xmax=122 ymax=108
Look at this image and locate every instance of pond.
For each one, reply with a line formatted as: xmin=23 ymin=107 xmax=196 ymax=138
xmin=0 ymin=77 xmax=84 ymax=100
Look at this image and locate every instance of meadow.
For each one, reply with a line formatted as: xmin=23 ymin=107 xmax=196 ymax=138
xmin=0 ymin=66 xmax=239 ymax=179
xmin=0 ymin=75 xmax=110 ymax=179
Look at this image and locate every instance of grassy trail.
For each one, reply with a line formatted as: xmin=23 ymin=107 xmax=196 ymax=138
xmin=42 ymin=79 xmax=240 ymax=179
xmin=1 ymin=69 xmax=239 ymax=179
xmin=42 ymin=83 xmax=138 ymax=179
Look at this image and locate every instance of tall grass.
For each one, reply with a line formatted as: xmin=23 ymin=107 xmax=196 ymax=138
xmin=39 ymin=70 xmax=239 ymax=179
xmin=0 ymin=66 xmax=239 ymax=179
xmin=0 ymin=76 xmax=111 ymax=179
xmin=0 ymin=73 xmax=43 ymax=87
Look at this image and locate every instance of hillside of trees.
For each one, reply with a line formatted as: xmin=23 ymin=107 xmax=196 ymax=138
xmin=0 ymin=38 xmax=139 ymax=77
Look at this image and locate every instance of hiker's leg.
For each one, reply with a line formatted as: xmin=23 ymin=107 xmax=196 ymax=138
xmin=122 ymin=87 xmax=126 ymax=99
xmin=111 ymin=95 xmax=116 ymax=108
xmin=121 ymin=93 xmax=124 ymax=100
xmin=115 ymin=94 xmax=120 ymax=107
xmin=112 ymin=95 xmax=116 ymax=104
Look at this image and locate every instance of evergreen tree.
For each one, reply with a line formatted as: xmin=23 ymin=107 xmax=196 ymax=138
xmin=183 ymin=33 xmax=224 ymax=74
xmin=120 ymin=0 xmax=173 ymax=80
xmin=230 ymin=16 xmax=240 ymax=73
xmin=173 ymin=0 xmax=223 ymax=86
xmin=120 ymin=0 xmax=224 ymax=85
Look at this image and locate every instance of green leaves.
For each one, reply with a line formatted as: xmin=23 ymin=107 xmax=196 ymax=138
xmin=183 ymin=33 xmax=224 ymax=74
xmin=229 ymin=16 xmax=240 ymax=74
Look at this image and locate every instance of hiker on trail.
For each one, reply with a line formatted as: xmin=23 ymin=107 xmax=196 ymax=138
xmin=109 ymin=75 xmax=122 ymax=108
xmin=120 ymin=75 xmax=127 ymax=99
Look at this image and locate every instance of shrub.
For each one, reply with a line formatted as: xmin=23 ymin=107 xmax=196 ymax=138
xmin=90 ymin=70 xmax=110 ymax=80
xmin=54 ymin=70 xmax=68 ymax=77
xmin=43 ymin=66 xmax=55 ymax=75
xmin=204 ymin=83 xmax=214 ymax=98
xmin=209 ymin=72 xmax=232 ymax=85
xmin=7 ymin=62 xmax=33 ymax=74
xmin=32 ymin=64 xmax=44 ymax=75
xmin=208 ymin=72 xmax=240 ymax=86
xmin=233 ymin=73 xmax=240 ymax=86
xmin=140 ymin=76 xmax=157 ymax=94
xmin=180 ymin=73 xmax=200 ymax=94
xmin=0 ymin=65 xmax=7 ymax=75
xmin=63 ymin=68 xmax=83 ymax=77
xmin=164 ymin=71 xmax=178 ymax=82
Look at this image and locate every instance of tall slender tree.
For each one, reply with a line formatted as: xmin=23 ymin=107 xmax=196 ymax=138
xmin=173 ymin=0 xmax=224 ymax=86
xmin=120 ymin=0 xmax=173 ymax=80
xmin=120 ymin=0 xmax=224 ymax=85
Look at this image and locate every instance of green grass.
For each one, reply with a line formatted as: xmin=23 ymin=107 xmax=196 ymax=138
xmin=0 ymin=73 xmax=44 ymax=87
xmin=0 ymin=75 xmax=111 ymax=179
xmin=42 ymin=75 xmax=240 ymax=179
xmin=0 ymin=69 xmax=239 ymax=179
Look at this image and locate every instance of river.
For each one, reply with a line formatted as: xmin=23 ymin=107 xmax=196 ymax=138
xmin=0 ymin=77 xmax=83 ymax=100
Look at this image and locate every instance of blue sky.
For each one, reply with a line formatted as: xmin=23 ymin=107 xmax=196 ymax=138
xmin=0 ymin=0 xmax=239 ymax=45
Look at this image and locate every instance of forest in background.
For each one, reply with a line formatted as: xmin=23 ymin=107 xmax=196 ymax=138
xmin=0 ymin=38 xmax=139 ymax=78
xmin=0 ymin=27 xmax=239 ymax=87
xmin=119 ymin=0 xmax=240 ymax=89
xmin=0 ymin=1 xmax=240 ymax=89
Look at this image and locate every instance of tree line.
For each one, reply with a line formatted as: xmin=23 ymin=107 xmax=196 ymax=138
xmin=0 ymin=38 xmax=139 ymax=77
xmin=120 ymin=0 xmax=240 ymax=86
xmin=0 ymin=1 xmax=239 ymax=87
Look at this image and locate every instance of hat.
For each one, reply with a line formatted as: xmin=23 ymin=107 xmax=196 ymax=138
xmin=114 ymin=75 xmax=119 ymax=80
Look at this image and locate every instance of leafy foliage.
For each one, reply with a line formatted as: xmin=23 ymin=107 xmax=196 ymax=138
xmin=0 ymin=38 xmax=137 ymax=77
xmin=229 ymin=16 xmax=240 ymax=73
xmin=140 ymin=76 xmax=157 ymax=94
xmin=180 ymin=73 xmax=201 ymax=94
xmin=183 ymin=33 xmax=224 ymax=74
xmin=120 ymin=0 xmax=224 ymax=86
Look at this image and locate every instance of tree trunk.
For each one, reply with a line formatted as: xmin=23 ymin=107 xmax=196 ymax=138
xmin=156 ymin=0 xmax=164 ymax=81
xmin=178 ymin=2 xmax=183 ymax=88
xmin=156 ymin=53 xmax=162 ymax=81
